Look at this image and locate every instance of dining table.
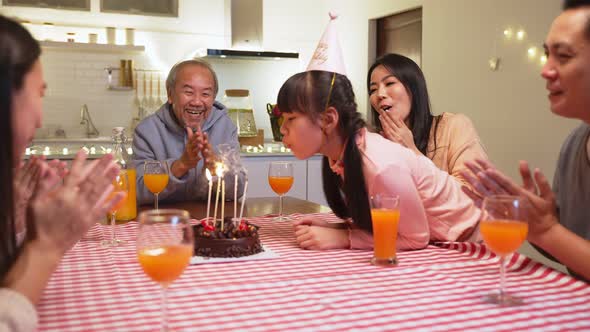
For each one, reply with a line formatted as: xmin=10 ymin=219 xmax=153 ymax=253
xmin=37 ymin=197 xmax=590 ymax=331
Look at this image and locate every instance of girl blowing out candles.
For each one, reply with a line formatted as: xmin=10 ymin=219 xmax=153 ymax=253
xmin=279 ymin=70 xmax=483 ymax=251
xmin=280 ymin=14 xmax=482 ymax=251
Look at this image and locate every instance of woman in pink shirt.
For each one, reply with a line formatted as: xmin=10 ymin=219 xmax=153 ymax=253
xmin=368 ymin=54 xmax=488 ymax=187
xmin=277 ymin=70 xmax=482 ymax=251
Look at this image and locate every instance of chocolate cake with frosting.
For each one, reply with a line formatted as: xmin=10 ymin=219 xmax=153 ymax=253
xmin=193 ymin=217 xmax=263 ymax=258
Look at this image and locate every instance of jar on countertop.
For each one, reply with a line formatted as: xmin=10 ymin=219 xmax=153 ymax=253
xmin=222 ymin=89 xmax=258 ymax=137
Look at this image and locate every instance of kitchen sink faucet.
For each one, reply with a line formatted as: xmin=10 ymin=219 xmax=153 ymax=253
xmin=80 ymin=104 xmax=99 ymax=138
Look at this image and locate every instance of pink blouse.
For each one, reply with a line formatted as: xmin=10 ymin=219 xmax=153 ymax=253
xmin=330 ymin=129 xmax=482 ymax=250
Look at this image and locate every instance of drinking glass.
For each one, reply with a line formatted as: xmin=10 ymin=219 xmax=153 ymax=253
xmin=370 ymin=194 xmax=400 ymax=266
xmin=144 ymin=161 xmax=170 ymax=210
xmin=268 ymin=161 xmax=294 ymax=221
xmin=101 ymin=172 xmax=129 ymax=247
xmin=137 ymin=209 xmax=194 ymax=332
xmin=480 ymin=195 xmax=529 ymax=306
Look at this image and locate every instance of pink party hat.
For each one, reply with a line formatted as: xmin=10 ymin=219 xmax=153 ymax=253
xmin=306 ymin=12 xmax=346 ymax=75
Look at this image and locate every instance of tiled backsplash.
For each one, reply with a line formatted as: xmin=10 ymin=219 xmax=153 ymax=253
xmin=39 ymin=48 xmax=302 ymax=142
xmin=39 ymin=49 xmax=158 ymax=139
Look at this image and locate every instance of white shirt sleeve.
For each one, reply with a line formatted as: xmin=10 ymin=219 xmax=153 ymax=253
xmin=0 ymin=289 xmax=37 ymax=332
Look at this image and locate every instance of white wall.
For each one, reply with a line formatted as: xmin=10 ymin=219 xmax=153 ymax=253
xmin=2 ymin=0 xmax=576 ymax=270
xmin=422 ymin=0 xmax=575 ymax=183
xmin=364 ymin=0 xmax=571 ymax=272
xmin=364 ymin=0 xmax=576 ymax=184
xmin=1 ymin=0 xmax=229 ymax=137
xmin=2 ymin=0 xmax=579 ymax=182
xmin=1 ymin=0 xmax=373 ymax=141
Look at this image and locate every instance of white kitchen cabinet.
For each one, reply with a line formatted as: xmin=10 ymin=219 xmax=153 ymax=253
xmin=241 ymin=154 xmax=327 ymax=206
xmin=100 ymin=0 xmax=178 ymax=17
xmin=40 ymin=40 xmax=144 ymax=53
xmin=3 ymin=0 xmax=89 ymax=10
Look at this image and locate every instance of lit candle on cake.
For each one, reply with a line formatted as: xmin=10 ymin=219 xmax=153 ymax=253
xmin=205 ymin=168 xmax=213 ymax=225
xmin=212 ymin=163 xmax=224 ymax=227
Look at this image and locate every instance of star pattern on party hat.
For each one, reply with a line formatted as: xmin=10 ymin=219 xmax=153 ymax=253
xmin=306 ymin=12 xmax=347 ymax=76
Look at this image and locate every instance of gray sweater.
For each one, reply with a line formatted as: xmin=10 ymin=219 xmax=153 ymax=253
xmin=554 ymin=123 xmax=590 ymax=241
xmin=133 ymin=102 xmax=245 ymax=205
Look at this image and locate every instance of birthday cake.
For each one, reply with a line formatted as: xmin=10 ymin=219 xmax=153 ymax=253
xmin=193 ymin=217 xmax=263 ymax=258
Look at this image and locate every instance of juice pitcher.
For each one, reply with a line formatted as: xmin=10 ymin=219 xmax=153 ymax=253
xmin=111 ymin=127 xmax=137 ymax=221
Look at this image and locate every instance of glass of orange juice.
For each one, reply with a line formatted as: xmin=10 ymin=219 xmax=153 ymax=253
xmin=370 ymin=194 xmax=400 ymax=266
xmin=137 ymin=209 xmax=193 ymax=332
xmin=144 ymin=161 xmax=170 ymax=210
xmin=101 ymin=172 xmax=129 ymax=247
xmin=481 ymin=195 xmax=529 ymax=306
xmin=268 ymin=161 xmax=294 ymax=221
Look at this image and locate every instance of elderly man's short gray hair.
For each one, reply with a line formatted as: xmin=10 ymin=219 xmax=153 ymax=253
xmin=165 ymin=59 xmax=219 ymax=96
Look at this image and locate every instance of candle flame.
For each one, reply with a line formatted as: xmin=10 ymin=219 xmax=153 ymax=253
xmin=215 ymin=163 xmax=224 ymax=177
xmin=205 ymin=168 xmax=212 ymax=181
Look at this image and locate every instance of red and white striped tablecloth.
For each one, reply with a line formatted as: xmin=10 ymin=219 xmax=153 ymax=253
xmin=38 ymin=213 xmax=590 ymax=331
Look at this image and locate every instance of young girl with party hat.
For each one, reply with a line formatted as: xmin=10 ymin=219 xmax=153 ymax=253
xmin=278 ymin=14 xmax=482 ymax=251
xmin=278 ymin=70 xmax=482 ymax=251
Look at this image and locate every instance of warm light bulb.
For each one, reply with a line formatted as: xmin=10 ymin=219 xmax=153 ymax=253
xmin=516 ymin=29 xmax=526 ymax=40
xmin=540 ymin=55 xmax=548 ymax=65
xmin=503 ymin=28 xmax=513 ymax=39
xmin=527 ymin=47 xmax=537 ymax=58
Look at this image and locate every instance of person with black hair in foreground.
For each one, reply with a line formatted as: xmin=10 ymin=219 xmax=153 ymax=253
xmin=0 ymin=16 xmax=123 ymax=331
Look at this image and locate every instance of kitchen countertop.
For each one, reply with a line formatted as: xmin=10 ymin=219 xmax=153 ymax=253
xmin=26 ymin=138 xmax=293 ymax=159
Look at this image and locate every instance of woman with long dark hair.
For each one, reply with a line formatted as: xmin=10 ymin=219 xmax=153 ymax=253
xmin=0 ymin=16 xmax=122 ymax=331
xmin=278 ymin=70 xmax=481 ymax=251
xmin=368 ymin=53 xmax=488 ymax=186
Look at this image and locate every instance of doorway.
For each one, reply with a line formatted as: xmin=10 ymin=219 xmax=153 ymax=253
xmin=376 ymin=8 xmax=423 ymax=66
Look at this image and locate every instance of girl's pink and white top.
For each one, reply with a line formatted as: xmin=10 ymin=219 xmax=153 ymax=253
xmin=330 ymin=129 xmax=482 ymax=250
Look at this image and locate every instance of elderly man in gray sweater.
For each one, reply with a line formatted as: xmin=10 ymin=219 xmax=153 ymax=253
xmin=133 ymin=59 xmax=244 ymax=204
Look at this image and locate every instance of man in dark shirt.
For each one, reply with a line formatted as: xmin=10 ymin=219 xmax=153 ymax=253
xmin=462 ymin=0 xmax=590 ymax=281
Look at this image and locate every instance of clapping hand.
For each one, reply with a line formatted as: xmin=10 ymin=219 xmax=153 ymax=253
xmin=179 ymin=127 xmax=204 ymax=169
xmin=377 ymin=108 xmax=420 ymax=155
xmin=38 ymin=158 xmax=68 ymax=194
xmin=199 ymin=132 xmax=218 ymax=172
xmin=14 ymin=157 xmax=43 ymax=234
xmin=460 ymin=158 xmax=559 ymax=240
xmin=28 ymin=151 xmax=124 ymax=254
